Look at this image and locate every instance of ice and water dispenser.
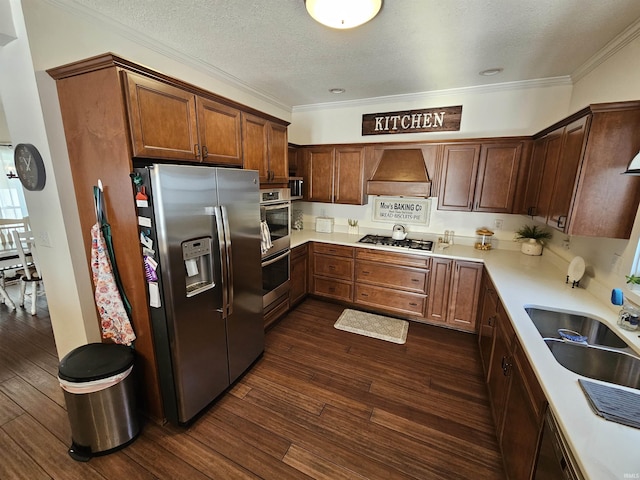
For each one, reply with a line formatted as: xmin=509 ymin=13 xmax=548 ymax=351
xmin=183 ymin=237 xmax=215 ymax=296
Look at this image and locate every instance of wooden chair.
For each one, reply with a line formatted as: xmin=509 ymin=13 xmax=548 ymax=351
xmin=0 ymin=217 xmax=29 ymax=253
xmin=0 ymin=218 xmax=30 ymax=309
xmin=11 ymin=229 xmax=43 ymax=315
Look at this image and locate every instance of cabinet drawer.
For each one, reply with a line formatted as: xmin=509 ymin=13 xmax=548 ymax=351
xmin=313 ymin=277 xmax=352 ymax=302
xmin=291 ymin=243 xmax=308 ymax=260
xmin=356 ymin=261 xmax=428 ymax=294
xmin=313 ymin=243 xmax=354 ymax=258
xmin=355 ymin=284 xmax=426 ymax=317
xmin=313 ymin=254 xmax=354 ymax=280
xmin=356 ymin=248 xmax=431 ymax=269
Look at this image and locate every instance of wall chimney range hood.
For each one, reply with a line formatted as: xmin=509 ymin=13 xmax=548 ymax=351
xmin=367 ymin=149 xmax=431 ymax=197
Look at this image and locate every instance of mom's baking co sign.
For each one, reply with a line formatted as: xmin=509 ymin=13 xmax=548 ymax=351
xmin=362 ymin=105 xmax=462 ymax=136
xmin=373 ymin=197 xmax=431 ymax=225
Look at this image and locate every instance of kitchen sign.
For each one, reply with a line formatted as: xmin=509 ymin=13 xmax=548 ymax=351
xmin=373 ymin=197 xmax=431 ymax=225
xmin=362 ymin=105 xmax=462 ymax=136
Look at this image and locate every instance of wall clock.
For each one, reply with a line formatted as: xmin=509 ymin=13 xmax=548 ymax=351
xmin=14 ymin=143 xmax=46 ymax=191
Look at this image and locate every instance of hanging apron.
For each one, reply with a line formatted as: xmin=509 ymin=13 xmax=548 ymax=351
xmin=91 ymin=221 xmax=136 ymax=345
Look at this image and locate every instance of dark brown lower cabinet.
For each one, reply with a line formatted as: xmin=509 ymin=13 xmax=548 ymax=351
xmin=501 ymin=340 xmax=547 ymax=480
xmin=289 ymin=243 xmax=308 ymax=307
xmin=477 ymin=271 xmax=499 ymax=377
xmin=311 ymin=243 xmax=354 ymax=302
xmin=485 ymin=292 xmax=547 ymax=480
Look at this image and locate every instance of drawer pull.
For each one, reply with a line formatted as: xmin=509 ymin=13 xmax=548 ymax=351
xmin=411 ymin=278 xmax=420 ymax=283
xmin=409 ymin=302 xmax=418 ymax=306
xmin=328 ymin=287 xmax=335 ymax=293
xmin=329 ymin=265 xmax=336 ymax=270
xmin=361 ymin=293 xmax=369 ymax=297
xmin=362 ymin=271 xmax=370 ymax=275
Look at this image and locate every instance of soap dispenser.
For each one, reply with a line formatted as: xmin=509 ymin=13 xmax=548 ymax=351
xmin=612 ymin=288 xmax=640 ymax=331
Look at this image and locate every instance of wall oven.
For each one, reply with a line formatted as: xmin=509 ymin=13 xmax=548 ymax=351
xmin=260 ymin=188 xmax=291 ymax=258
xmin=260 ymin=188 xmax=291 ymax=312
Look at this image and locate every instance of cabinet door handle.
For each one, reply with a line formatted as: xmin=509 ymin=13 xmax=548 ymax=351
xmin=195 ymin=144 xmax=201 ymax=160
xmin=202 ymin=145 xmax=209 ymax=158
xmin=487 ymin=316 xmax=495 ymax=327
xmin=501 ymin=356 xmax=512 ymax=376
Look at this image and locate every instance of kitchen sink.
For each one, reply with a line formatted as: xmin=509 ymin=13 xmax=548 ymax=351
xmin=544 ymin=338 xmax=640 ymax=390
xmin=525 ymin=306 xmax=640 ymax=389
xmin=525 ymin=307 xmax=628 ymax=349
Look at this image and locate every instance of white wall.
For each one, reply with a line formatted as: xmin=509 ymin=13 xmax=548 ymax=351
xmin=0 ymin=0 xmax=101 ymax=356
xmin=0 ymin=104 xmax=9 ymax=143
xmin=569 ymin=33 xmax=640 ymax=111
xmin=289 ymin=80 xmax=573 ymax=145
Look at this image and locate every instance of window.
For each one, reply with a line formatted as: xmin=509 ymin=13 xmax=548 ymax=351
xmin=0 ymin=145 xmax=29 ymax=219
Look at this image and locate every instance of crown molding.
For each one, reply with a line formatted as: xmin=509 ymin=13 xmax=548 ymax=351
xmin=571 ymin=17 xmax=640 ymax=83
xmin=45 ymin=0 xmax=292 ymax=113
xmin=292 ymin=76 xmax=573 ymax=113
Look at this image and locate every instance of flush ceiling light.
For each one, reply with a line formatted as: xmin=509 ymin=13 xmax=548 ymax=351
xmin=329 ymin=88 xmax=346 ymax=94
xmin=479 ymin=68 xmax=504 ymax=76
xmin=305 ymin=0 xmax=382 ymax=29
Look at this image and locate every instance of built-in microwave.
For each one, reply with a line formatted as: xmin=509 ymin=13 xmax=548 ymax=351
xmin=289 ymin=177 xmax=303 ymax=200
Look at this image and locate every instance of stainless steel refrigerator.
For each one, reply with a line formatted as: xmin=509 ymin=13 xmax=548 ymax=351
xmin=134 ymin=164 xmax=264 ymax=424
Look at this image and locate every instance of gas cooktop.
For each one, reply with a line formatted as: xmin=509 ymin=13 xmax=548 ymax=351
xmin=357 ymin=234 xmax=434 ymax=252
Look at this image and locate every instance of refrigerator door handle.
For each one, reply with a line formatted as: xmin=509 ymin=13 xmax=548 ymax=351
xmin=220 ymin=205 xmax=234 ymax=316
xmin=212 ymin=205 xmax=229 ymax=319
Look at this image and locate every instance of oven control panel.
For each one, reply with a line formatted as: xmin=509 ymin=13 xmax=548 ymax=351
xmin=260 ymin=188 xmax=291 ymax=204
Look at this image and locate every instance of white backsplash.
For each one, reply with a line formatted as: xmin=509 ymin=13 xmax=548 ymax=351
xmin=294 ymin=197 xmax=523 ymax=250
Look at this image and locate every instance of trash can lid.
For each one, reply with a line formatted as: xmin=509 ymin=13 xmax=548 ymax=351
xmin=58 ymin=343 xmax=134 ymax=382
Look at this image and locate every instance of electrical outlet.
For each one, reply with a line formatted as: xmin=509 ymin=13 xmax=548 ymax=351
xmin=562 ymin=238 xmax=571 ymax=250
xmin=494 ymin=219 xmax=504 ymax=230
xmin=38 ymin=231 xmax=51 ymax=248
xmin=611 ymin=253 xmax=622 ymax=273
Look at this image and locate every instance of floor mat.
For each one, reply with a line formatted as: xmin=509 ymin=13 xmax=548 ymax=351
xmin=334 ymin=309 xmax=409 ymax=344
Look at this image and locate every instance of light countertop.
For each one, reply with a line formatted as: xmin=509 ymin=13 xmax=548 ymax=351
xmin=292 ymin=230 xmax=640 ymax=479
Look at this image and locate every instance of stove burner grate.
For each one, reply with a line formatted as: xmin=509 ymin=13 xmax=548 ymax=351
xmin=357 ymin=234 xmax=434 ymax=252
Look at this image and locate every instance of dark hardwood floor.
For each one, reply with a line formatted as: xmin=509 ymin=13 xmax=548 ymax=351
xmin=0 ymin=290 xmax=506 ymax=479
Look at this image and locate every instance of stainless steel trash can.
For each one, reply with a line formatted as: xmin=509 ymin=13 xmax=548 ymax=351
xmin=58 ymin=343 xmax=140 ymax=461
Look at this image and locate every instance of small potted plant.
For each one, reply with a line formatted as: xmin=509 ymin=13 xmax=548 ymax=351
xmin=515 ymin=225 xmax=552 ymax=256
xmin=626 ymin=275 xmax=640 ymax=286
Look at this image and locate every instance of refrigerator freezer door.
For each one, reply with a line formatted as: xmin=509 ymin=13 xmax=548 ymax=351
xmin=149 ymin=164 xmax=230 ymax=423
xmin=216 ymin=169 xmax=265 ymax=382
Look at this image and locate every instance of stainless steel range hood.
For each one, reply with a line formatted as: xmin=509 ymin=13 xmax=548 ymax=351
xmin=367 ymin=149 xmax=431 ymax=197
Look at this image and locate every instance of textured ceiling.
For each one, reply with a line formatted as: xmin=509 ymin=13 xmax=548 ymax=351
xmin=48 ymin=1 xmax=640 ymax=109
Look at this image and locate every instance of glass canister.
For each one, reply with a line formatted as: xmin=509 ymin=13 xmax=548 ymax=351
xmin=292 ymin=209 xmax=304 ymax=230
xmin=618 ymin=303 xmax=640 ymax=331
xmin=475 ymin=228 xmax=494 ymax=251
